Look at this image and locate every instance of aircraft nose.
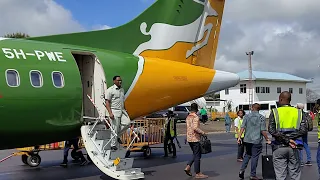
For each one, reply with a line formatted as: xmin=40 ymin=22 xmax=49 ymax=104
xmin=205 ymin=70 xmax=240 ymax=95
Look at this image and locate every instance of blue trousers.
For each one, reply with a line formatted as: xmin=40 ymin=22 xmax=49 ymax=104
xmin=299 ymin=134 xmax=311 ymax=162
xmin=240 ymin=143 xmax=262 ymax=177
xmin=63 ymin=138 xmax=79 ymax=157
xmin=225 ymin=124 xmax=231 ymax=132
xmin=187 ymin=142 xmax=201 ymax=174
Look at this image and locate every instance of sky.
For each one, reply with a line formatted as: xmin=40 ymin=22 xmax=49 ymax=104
xmin=1 ymin=0 xmax=320 ymax=93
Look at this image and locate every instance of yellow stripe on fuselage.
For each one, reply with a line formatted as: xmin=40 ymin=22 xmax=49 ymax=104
xmin=125 ymin=57 xmax=215 ymax=119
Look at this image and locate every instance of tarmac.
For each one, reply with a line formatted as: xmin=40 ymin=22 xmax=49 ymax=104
xmin=0 ymin=131 xmax=319 ymax=180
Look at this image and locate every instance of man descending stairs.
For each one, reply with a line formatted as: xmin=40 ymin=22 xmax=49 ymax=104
xmin=104 ymin=76 xmax=131 ymax=151
xmin=81 ymin=75 xmax=144 ymax=179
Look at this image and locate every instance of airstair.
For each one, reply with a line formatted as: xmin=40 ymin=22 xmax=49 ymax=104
xmin=81 ymin=95 xmax=144 ymax=180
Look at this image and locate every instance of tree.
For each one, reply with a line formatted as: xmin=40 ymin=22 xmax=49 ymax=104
xmin=3 ymin=32 xmax=29 ymax=38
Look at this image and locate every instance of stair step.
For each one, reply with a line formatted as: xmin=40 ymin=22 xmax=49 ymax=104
xmin=94 ymin=129 xmax=111 ymax=140
xmin=109 ymin=158 xmax=134 ymax=171
xmin=109 ymin=149 xmax=127 ymax=160
xmin=94 ymin=139 xmax=111 ymax=152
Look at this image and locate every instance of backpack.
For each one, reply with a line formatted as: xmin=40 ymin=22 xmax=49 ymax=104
xmin=305 ymin=112 xmax=313 ymax=131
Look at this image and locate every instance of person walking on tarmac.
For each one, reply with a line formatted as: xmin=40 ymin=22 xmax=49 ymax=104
xmin=163 ymin=110 xmax=177 ymax=158
xmin=268 ymin=91 xmax=308 ymax=180
xmin=237 ymin=104 xmax=270 ymax=180
xmin=296 ymin=103 xmax=312 ymax=166
xmin=234 ymin=110 xmax=245 ymax=162
xmin=184 ymin=103 xmax=208 ymax=179
xmin=60 ymin=137 xmax=88 ymax=167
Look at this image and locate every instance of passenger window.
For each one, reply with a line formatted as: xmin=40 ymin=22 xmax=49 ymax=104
xmin=30 ymin=71 xmax=43 ymax=87
xmin=52 ymin=71 xmax=64 ymax=88
xmin=6 ymin=69 xmax=20 ymax=87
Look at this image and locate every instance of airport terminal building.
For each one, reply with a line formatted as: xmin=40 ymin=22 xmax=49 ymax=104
xmin=213 ymin=70 xmax=312 ymax=117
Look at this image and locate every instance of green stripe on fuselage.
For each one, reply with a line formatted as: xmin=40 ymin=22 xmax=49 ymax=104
xmin=0 ymin=38 xmax=138 ymax=149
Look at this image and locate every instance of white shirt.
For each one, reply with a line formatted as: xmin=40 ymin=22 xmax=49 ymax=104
xmin=234 ymin=116 xmax=241 ymax=128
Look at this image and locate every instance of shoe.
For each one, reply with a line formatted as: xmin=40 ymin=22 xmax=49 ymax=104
xmin=305 ymin=161 xmax=312 ymax=166
xmin=184 ymin=168 xmax=192 ymax=176
xmin=60 ymin=162 xmax=67 ymax=167
xmin=111 ymin=146 xmax=118 ymax=151
xmin=300 ymin=163 xmax=304 ymax=167
xmin=172 ymin=155 xmax=177 ymax=158
xmin=250 ymin=176 xmax=261 ymax=180
xmin=195 ymin=173 xmax=208 ymax=179
xmin=239 ymin=171 xmax=244 ymax=179
xmin=237 ymin=158 xmax=243 ymax=162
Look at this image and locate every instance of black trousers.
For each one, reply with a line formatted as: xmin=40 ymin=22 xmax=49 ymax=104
xmin=164 ymin=135 xmax=176 ymax=156
xmin=237 ymin=138 xmax=245 ymax=159
xmin=187 ymin=142 xmax=201 ymax=174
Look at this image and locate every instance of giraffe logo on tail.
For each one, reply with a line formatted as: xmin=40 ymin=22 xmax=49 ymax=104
xmin=133 ymin=0 xmax=219 ymax=59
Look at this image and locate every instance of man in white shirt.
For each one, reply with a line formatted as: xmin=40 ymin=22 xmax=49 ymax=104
xmin=105 ymin=75 xmax=131 ymax=151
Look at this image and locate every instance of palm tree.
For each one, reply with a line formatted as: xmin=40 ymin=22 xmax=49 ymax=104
xmin=3 ymin=32 xmax=30 ymax=38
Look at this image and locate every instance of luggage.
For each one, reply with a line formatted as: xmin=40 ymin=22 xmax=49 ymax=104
xmin=199 ymin=135 xmax=212 ymax=154
xmin=261 ymin=144 xmax=276 ymax=179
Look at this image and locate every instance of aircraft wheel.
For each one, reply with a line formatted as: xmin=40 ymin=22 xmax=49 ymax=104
xmin=143 ymin=147 xmax=151 ymax=158
xmin=21 ymin=155 xmax=28 ymax=165
xmin=27 ymin=154 xmax=41 ymax=167
xmin=71 ymin=149 xmax=80 ymax=161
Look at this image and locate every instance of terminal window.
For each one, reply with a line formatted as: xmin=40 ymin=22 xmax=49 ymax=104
xmin=240 ymin=84 xmax=246 ymax=93
xmin=277 ymin=87 xmax=281 ymax=93
xmin=289 ymin=88 xmax=293 ymax=94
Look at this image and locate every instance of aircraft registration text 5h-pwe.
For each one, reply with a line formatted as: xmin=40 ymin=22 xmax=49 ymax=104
xmin=2 ymin=48 xmax=66 ymax=62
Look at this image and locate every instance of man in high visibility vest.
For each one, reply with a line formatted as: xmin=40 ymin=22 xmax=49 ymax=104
xmin=268 ymin=91 xmax=308 ymax=180
xmin=314 ymin=99 xmax=320 ymax=179
xmin=163 ymin=110 xmax=177 ymax=158
xmin=234 ymin=110 xmax=245 ymax=162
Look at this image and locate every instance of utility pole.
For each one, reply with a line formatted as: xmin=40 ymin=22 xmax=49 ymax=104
xmin=246 ymin=51 xmax=254 ymax=111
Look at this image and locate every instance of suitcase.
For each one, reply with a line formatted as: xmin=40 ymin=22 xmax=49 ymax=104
xmin=261 ymin=144 xmax=276 ymax=179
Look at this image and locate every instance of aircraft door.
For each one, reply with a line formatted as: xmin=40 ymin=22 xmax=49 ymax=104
xmin=93 ymin=57 xmax=108 ymax=117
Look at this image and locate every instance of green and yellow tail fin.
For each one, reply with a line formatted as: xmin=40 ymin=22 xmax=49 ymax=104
xmin=29 ymin=0 xmax=225 ymax=69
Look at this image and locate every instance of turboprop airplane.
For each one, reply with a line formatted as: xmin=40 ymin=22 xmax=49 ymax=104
xmin=0 ymin=0 xmax=239 ymax=179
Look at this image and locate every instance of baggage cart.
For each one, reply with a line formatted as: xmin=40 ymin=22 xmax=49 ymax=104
xmin=121 ymin=118 xmax=165 ymax=158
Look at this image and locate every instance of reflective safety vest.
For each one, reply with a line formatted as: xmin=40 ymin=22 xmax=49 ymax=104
xmin=315 ymin=110 xmax=320 ymax=139
xmin=235 ymin=118 xmax=244 ymax=138
xmin=272 ymin=106 xmax=302 ymax=132
xmin=164 ymin=117 xmax=175 ymax=137
xmin=317 ymin=114 xmax=320 ymax=139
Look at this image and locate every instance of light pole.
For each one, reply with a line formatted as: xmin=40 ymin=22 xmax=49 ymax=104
xmin=246 ymin=51 xmax=254 ymax=111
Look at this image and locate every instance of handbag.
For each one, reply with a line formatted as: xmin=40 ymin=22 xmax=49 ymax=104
xmin=200 ymin=135 xmax=212 ymax=154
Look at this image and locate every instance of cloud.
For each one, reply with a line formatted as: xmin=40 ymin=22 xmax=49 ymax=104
xmin=0 ymin=0 xmax=84 ymax=37
xmin=215 ymin=0 xmax=320 ymax=93
xmin=91 ymin=24 xmax=112 ymax=31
